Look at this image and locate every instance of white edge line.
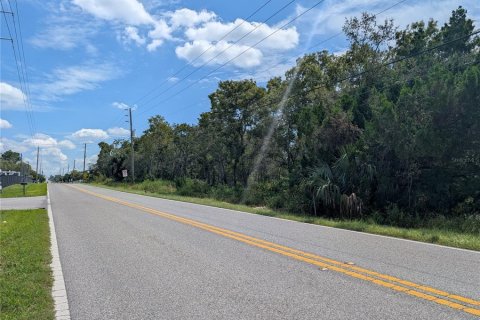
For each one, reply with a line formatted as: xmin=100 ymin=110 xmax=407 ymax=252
xmin=86 ymin=184 xmax=479 ymax=254
xmin=47 ymin=185 xmax=71 ymax=320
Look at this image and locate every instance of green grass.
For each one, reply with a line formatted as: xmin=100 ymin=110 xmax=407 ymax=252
xmin=0 ymin=183 xmax=47 ymax=198
xmin=0 ymin=209 xmax=54 ymax=320
xmin=91 ymin=183 xmax=480 ymax=251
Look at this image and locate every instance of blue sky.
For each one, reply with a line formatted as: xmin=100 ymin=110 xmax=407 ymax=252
xmin=1 ymin=0 xmax=479 ymax=176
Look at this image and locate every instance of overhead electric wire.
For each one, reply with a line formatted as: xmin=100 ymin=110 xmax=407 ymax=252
xmin=106 ymin=0 xmax=279 ymax=129
xmin=135 ymin=0 xmax=296 ymax=112
xmin=136 ymin=0 xmax=410 ymax=119
xmin=8 ymin=0 xmax=37 ymax=134
xmin=0 ymin=0 xmax=35 ymax=139
xmin=245 ymin=0 xmax=411 ymax=86
xmin=137 ymin=0 xmax=327 ymax=117
xmin=142 ymin=28 xmax=480 ymax=125
xmin=133 ymin=0 xmax=275 ymax=106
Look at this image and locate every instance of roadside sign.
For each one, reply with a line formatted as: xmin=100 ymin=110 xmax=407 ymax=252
xmin=122 ymin=169 xmax=128 ymax=178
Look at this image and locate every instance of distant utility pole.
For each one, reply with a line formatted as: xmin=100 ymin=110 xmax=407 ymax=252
xmin=20 ymin=153 xmax=24 ymax=182
xmin=83 ymin=143 xmax=87 ymax=174
xmin=67 ymin=163 xmax=70 ymax=174
xmin=126 ymin=107 xmax=135 ymax=183
xmin=73 ymin=159 xmax=76 ymax=171
xmin=35 ymin=146 xmax=40 ymax=180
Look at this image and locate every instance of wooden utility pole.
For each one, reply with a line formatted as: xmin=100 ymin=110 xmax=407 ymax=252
xmin=128 ymin=107 xmax=135 ymax=183
xmin=83 ymin=143 xmax=87 ymax=174
xmin=35 ymin=146 xmax=40 ymax=181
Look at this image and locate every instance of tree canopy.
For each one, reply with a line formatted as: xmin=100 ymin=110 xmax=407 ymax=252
xmin=90 ymin=7 xmax=479 ymax=229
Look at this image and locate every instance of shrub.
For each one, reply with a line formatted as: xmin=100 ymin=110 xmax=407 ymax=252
xmin=176 ymin=178 xmax=210 ymax=197
xmin=137 ymin=180 xmax=176 ymax=194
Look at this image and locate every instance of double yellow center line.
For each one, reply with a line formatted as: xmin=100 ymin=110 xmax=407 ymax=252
xmin=69 ymin=185 xmax=480 ymax=317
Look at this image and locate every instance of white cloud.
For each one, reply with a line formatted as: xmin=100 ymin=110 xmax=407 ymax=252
xmin=112 ymin=101 xmax=137 ymax=111
xmin=42 ymin=147 xmax=68 ymax=162
xmin=74 ymin=154 xmax=98 ymax=169
xmin=71 ymin=128 xmax=109 ymax=140
xmin=147 ymin=39 xmax=165 ymax=52
xmin=0 ymin=119 xmax=12 ymax=129
xmin=24 ymin=133 xmax=58 ymax=148
xmin=35 ymin=63 xmax=120 ymax=101
xmin=185 ymin=19 xmax=299 ymax=51
xmin=0 ymin=137 xmax=28 ymax=153
xmin=112 ymin=101 xmax=129 ymax=109
xmin=31 ymin=21 xmax=97 ymax=51
xmin=59 ymin=139 xmax=76 ymax=150
xmin=174 ymin=17 xmax=299 ymax=68
xmin=146 ymin=20 xmax=171 ymax=51
xmin=73 ymin=0 xmax=154 ymax=25
xmin=0 ymin=82 xmax=26 ymax=110
xmin=167 ymin=8 xmax=216 ymax=28
xmin=123 ymin=26 xmax=146 ymax=45
xmin=176 ymin=40 xmax=263 ymax=68
xmin=107 ymin=127 xmax=130 ymax=137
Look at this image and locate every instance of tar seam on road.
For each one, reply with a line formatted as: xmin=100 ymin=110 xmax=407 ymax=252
xmin=69 ymin=185 xmax=480 ymax=317
xmin=48 ymin=186 xmax=71 ymax=320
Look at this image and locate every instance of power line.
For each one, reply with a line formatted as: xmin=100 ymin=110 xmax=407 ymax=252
xmin=150 ymin=29 xmax=480 ymax=128
xmin=106 ymin=0 xmax=280 ymax=129
xmin=134 ymin=0 xmax=297 ymax=114
xmin=0 ymin=0 xmax=35 ymax=139
xmin=245 ymin=0 xmax=411 ymax=86
xmin=132 ymin=0 xmax=275 ymax=107
xmin=8 ymin=0 xmax=37 ymax=135
xmin=137 ymin=0 xmax=327 ymax=117
xmin=171 ymin=0 xmax=413 ymax=117
xmin=11 ymin=0 xmax=36 ymax=134
xmin=135 ymin=0 xmax=409 ymax=118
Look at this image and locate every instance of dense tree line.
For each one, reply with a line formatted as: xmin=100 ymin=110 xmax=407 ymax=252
xmin=92 ymin=8 xmax=479 ymax=229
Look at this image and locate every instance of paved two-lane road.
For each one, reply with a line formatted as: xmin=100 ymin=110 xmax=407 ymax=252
xmin=49 ymin=184 xmax=480 ymax=319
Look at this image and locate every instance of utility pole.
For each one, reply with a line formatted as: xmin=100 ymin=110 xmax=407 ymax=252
xmin=20 ymin=154 xmax=26 ymax=195
xmin=35 ymin=146 xmax=40 ymax=181
xmin=20 ymin=153 xmax=24 ymax=181
xmin=67 ymin=163 xmax=70 ymax=174
xmin=73 ymin=159 xmax=76 ymax=171
xmin=127 ymin=107 xmax=135 ymax=183
xmin=83 ymin=143 xmax=87 ymax=174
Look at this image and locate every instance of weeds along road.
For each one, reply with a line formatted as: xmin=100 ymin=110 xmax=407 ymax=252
xmin=49 ymin=184 xmax=480 ymax=320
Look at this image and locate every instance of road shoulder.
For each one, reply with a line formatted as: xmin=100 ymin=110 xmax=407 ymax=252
xmin=48 ymin=186 xmax=71 ymax=320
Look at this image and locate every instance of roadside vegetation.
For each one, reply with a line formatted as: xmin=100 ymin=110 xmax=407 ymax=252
xmin=0 ymin=183 xmax=47 ymax=198
xmin=54 ymin=8 xmax=478 ymax=250
xmin=0 ymin=209 xmax=54 ymax=320
xmin=92 ymin=181 xmax=480 ymax=251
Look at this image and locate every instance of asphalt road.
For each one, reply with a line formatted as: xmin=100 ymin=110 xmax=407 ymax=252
xmin=49 ymin=184 xmax=480 ymax=320
xmin=0 ymin=195 xmax=46 ymax=210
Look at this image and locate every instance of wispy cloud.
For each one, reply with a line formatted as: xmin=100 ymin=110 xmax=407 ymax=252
xmin=34 ymin=62 xmax=122 ymax=101
xmin=30 ymin=3 xmax=100 ymax=52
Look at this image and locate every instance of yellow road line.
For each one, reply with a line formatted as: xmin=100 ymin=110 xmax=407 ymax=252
xmin=68 ymin=185 xmax=480 ymax=317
